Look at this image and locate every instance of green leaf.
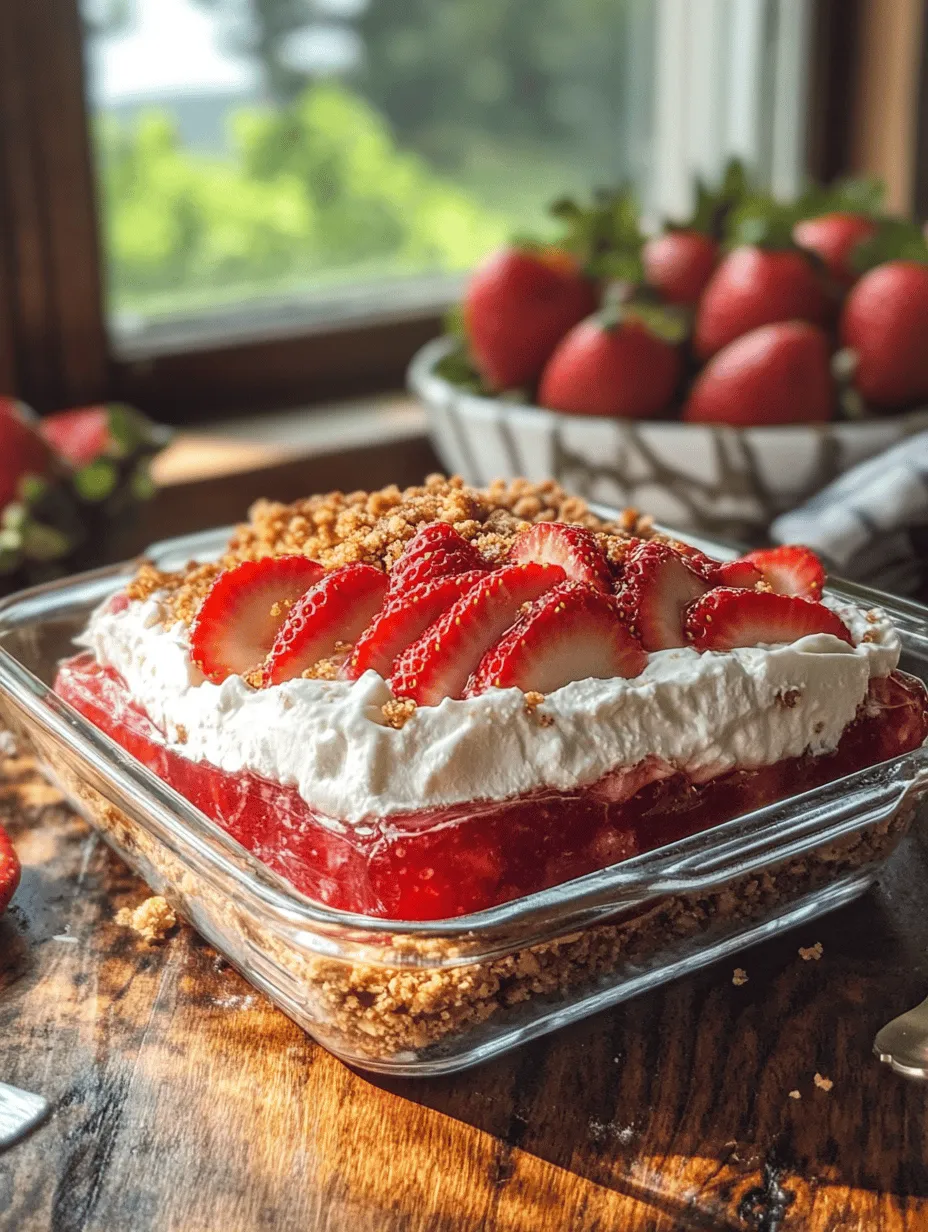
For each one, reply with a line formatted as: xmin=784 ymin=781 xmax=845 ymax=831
xmin=20 ymin=522 xmax=71 ymax=562
xmin=130 ymin=463 xmax=157 ymax=501
xmin=74 ymin=459 xmax=119 ymax=502
xmin=18 ymin=474 xmax=49 ymax=505
xmin=851 ymin=217 xmax=928 ymax=273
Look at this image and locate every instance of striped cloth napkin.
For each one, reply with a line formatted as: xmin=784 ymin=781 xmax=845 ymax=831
xmin=771 ymin=431 xmax=928 ymax=596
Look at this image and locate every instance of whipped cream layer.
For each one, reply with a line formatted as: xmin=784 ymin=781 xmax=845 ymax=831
xmin=78 ymin=594 xmax=900 ymax=823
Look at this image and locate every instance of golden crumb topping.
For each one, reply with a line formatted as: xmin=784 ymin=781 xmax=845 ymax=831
xmin=126 ymin=475 xmax=660 ymax=627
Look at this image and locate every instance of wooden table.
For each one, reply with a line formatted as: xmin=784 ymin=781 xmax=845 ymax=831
xmin=2 ymin=443 xmax=928 ymax=1231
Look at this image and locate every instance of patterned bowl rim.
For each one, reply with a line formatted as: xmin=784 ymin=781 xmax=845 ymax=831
xmin=408 ymin=335 xmax=928 ymax=440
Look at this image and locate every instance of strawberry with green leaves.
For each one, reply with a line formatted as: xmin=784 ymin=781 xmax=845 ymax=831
xmin=463 ymin=246 xmax=597 ymax=391
xmin=840 ymin=259 xmax=928 ymax=411
xmin=0 ymin=398 xmax=54 ymax=510
xmin=793 ymin=213 xmax=878 ymax=289
xmin=683 ymin=321 xmax=834 ymax=427
xmin=538 ymin=303 xmax=685 ymax=418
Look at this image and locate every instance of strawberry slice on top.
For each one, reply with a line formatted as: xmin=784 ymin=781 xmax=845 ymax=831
xmin=712 ymin=558 xmax=764 ymax=589
xmin=508 ymin=522 xmax=612 ymax=592
xmin=390 ymin=562 xmax=565 ymax=705
xmin=191 ymin=555 xmax=325 ymax=684
xmin=467 ymin=582 xmax=646 ymax=696
xmin=347 ymin=569 xmax=489 ymax=681
xmin=616 ymin=540 xmax=711 ymax=651
xmin=741 ymin=545 xmax=826 ymax=599
xmin=262 ymin=563 xmax=389 ymax=686
xmin=685 ymin=588 xmax=852 ymax=652
xmin=388 ymin=522 xmax=490 ymax=594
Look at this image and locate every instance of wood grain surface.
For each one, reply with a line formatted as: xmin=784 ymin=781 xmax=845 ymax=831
xmin=1 ymin=755 xmax=928 ymax=1232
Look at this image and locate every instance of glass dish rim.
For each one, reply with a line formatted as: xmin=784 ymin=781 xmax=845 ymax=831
xmin=1 ymin=520 xmax=927 ymax=942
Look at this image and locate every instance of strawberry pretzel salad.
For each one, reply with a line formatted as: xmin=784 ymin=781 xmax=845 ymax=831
xmin=55 ymin=476 xmax=928 ymax=922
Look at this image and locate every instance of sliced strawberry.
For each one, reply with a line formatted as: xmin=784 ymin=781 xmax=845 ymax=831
xmin=262 ymin=563 xmax=389 ymax=686
xmin=685 ymin=588 xmax=852 ymax=651
xmin=390 ymin=563 xmax=565 ymax=705
xmin=388 ymin=522 xmax=490 ymax=594
xmin=191 ymin=556 xmax=326 ymax=684
xmin=347 ymin=569 xmax=488 ymax=680
xmin=466 ymin=582 xmax=646 ymax=696
xmin=508 ymin=522 xmax=612 ymax=592
xmin=0 ymin=823 xmax=20 ymax=915
xmin=712 ymin=558 xmax=764 ymax=589
xmin=741 ymin=545 xmax=826 ymax=599
xmin=40 ymin=406 xmax=111 ymax=467
xmin=616 ymin=541 xmax=711 ymax=651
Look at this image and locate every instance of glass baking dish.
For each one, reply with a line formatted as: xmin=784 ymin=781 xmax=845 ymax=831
xmin=0 ymin=523 xmax=927 ymax=1076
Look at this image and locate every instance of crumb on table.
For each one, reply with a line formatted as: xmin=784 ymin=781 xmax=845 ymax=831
xmin=115 ymin=896 xmax=177 ymax=942
xmin=788 ymin=1089 xmax=802 ymax=1100
xmin=813 ymin=1072 xmax=833 ymax=1092
xmin=732 ymin=967 xmax=749 ymax=987
xmin=799 ymin=941 xmax=824 ymax=961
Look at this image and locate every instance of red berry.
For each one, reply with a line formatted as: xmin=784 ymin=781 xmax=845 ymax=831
xmin=683 ymin=322 xmax=834 ymax=427
xmin=190 ymin=556 xmax=326 ymax=684
xmin=712 ymin=559 xmax=764 ymax=589
xmin=508 ymin=522 xmax=612 ymax=591
xmin=741 ymin=545 xmax=826 ymax=599
xmin=616 ymin=540 xmax=711 ymax=650
xmin=840 ymin=260 xmax=928 ymax=409
xmin=694 ymin=245 xmax=831 ymax=361
xmin=685 ymin=588 xmax=851 ymax=651
xmin=390 ymin=563 xmax=565 ymax=705
xmin=347 ymin=570 xmax=488 ymax=681
xmin=538 ymin=317 xmax=682 ymax=418
xmin=464 ymin=246 xmax=597 ymax=391
xmin=40 ymin=405 xmax=111 ymax=467
xmin=388 ymin=523 xmax=490 ymax=595
xmin=643 ymin=230 xmax=719 ymax=306
xmin=0 ymin=823 xmax=20 ymax=915
xmin=793 ymin=212 xmax=877 ymax=288
xmin=262 ymin=563 xmax=389 ymax=686
xmin=466 ymin=581 xmax=646 ymax=696
xmin=0 ymin=398 xmax=53 ymax=509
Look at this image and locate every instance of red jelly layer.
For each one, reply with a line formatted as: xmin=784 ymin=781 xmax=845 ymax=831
xmin=55 ymin=653 xmax=928 ymax=921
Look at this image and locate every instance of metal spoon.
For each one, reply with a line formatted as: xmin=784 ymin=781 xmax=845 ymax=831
xmin=874 ymin=997 xmax=928 ymax=1078
xmin=0 ymin=1082 xmax=48 ymax=1149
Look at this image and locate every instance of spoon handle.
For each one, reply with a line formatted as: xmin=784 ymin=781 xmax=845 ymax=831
xmin=874 ymin=996 xmax=928 ymax=1079
xmin=0 ymin=1082 xmax=48 ymax=1149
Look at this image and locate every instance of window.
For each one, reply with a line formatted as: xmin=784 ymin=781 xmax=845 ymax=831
xmin=0 ymin=0 xmax=913 ymax=422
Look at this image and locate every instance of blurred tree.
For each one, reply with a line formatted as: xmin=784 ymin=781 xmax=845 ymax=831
xmin=194 ymin=0 xmax=321 ymax=104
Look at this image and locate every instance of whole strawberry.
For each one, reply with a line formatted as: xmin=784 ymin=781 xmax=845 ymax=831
xmin=840 ymin=260 xmax=928 ymax=410
xmin=793 ymin=212 xmax=877 ymax=289
xmin=683 ymin=322 xmax=834 ymax=427
xmin=538 ymin=310 xmax=683 ymax=418
xmin=643 ymin=230 xmax=719 ymax=307
xmin=463 ymin=246 xmax=597 ymax=391
xmin=0 ymin=398 xmax=54 ymax=510
xmin=694 ymin=244 xmax=831 ymax=361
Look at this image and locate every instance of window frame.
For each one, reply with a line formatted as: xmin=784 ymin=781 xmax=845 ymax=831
xmin=0 ymin=0 xmax=917 ymax=424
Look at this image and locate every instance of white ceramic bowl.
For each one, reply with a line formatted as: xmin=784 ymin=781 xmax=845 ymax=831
xmin=410 ymin=336 xmax=928 ymax=538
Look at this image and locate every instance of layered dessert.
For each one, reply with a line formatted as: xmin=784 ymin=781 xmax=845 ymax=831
xmin=55 ymin=477 xmax=928 ymax=922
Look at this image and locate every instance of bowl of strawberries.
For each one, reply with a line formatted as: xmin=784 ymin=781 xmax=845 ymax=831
xmin=410 ymin=169 xmax=928 ymax=538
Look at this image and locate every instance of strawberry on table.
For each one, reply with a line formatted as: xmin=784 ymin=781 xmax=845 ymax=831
xmin=694 ymin=244 xmax=831 ymax=361
xmin=467 ymin=581 xmax=646 ymax=696
xmin=538 ymin=306 xmax=683 ymax=419
xmin=390 ymin=563 xmax=565 ymax=705
xmin=793 ymin=212 xmax=877 ymax=289
xmin=262 ymin=564 xmax=389 ymax=685
xmin=643 ymin=229 xmax=719 ymax=307
xmin=463 ymin=246 xmax=598 ymax=391
xmin=741 ymin=545 xmax=826 ymax=599
xmin=0 ymin=822 xmax=20 ymax=916
xmin=840 ymin=260 xmax=928 ymax=410
xmin=347 ymin=570 xmax=488 ymax=681
xmin=508 ymin=522 xmax=612 ymax=592
xmin=616 ymin=540 xmax=711 ymax=651
xmin=388 ymin=522 xmax=490 ymax=594
xmin=685 ymin=588 xmax=851 ymax=652
xmin=682 ymin=321 xmax=834 ymax=427
xmin=191 ymin=556 xmax=326 ymax=684
xmin=0 ymin=397 xmax=53 ymax=510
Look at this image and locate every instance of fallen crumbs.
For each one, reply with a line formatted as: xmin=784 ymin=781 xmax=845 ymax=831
xmin=115 ymin=896 xmax=177 ymax=942
xmin=799 ymin=941 xmax=824 ymax=961
xmin=813 ymin=1073 xmax=833 ymax=1092
xmin=732 ymin=967 xmax=749 ymax=986
xmin=788 ymin=1090 xmax=802 ymax=1100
